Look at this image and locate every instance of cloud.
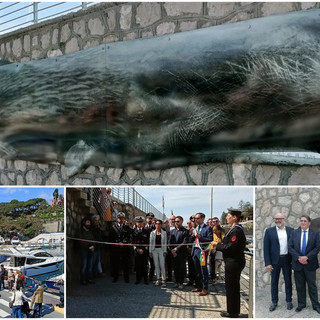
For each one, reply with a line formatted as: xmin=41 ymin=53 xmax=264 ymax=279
xmin=0 ymin=188 xmax=30 ymax=195
xmin=37 ymin=192 xmax=51 ymax=203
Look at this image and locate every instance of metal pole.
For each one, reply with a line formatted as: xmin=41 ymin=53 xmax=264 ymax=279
xmin=33 ymin=2 xmax=38 ymax=24
xmin=249 ymin=255 xmax=253 ymax=318
xmin=210 ymin=187 xmax=213 ymax=219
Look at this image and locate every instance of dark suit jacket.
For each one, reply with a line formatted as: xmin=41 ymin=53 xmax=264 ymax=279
xmin=288 ymin=228 xmax=320 ymax=271
xmin=192 ymin=223 xmax=213 ymax=255
xmin=263 ymin=226 xmax=294 ymax=266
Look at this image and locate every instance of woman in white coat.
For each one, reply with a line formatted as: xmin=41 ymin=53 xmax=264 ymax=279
xmin=149 ymin=219 xmax=167 ymax=287
xmin=11 ymin=285 xmax=29 ymax=318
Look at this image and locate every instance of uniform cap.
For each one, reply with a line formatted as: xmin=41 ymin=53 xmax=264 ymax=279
xmin=135 ymin=216 xmax=144 ymax=222
xmin=146 ymin=212 xmax=154 ymax=218
xmin=117 ymin=212 xmax=125 ymax=218
xmin=227 ymin=208 xmax=242 ymax=218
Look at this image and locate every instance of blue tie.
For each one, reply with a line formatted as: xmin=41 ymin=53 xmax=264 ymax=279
xmin=301 ymin=230 xmax=307 ymax=256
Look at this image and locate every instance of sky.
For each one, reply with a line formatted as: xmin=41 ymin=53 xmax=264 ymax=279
xmin=0 ymin=187 xmax=64 ymax=204
xmin=134 ymin=187 xmax=254 ymax=223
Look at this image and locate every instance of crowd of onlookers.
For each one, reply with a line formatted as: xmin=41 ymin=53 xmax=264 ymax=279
xmin=0 ymin=264 xmax=45 ymax=318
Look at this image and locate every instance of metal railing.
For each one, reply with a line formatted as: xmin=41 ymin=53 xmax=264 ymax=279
xmin=0 ymin=2 xmax=95 ymax=35
xmin=83 ymin=187 xmax=162 ymax=220
xmin=241 ymin=252 xmax=254 ymax=318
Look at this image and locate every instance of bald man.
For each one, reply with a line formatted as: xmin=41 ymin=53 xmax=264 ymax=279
xmin=263 ymin=213 xmax=294 ymax=311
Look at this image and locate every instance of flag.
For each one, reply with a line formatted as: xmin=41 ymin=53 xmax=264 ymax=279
xmin=162 ymin=195 xmax=164 ymax=209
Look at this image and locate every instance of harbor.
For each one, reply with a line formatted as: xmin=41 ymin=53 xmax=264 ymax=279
xmin=0 ymin=187 xmax=64 ymax=318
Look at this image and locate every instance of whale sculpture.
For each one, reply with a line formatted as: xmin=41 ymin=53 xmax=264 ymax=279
xmin=1 ymin=9 xmax=320 ymax=176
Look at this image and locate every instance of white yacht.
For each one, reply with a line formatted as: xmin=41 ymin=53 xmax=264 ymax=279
xmin=0 ymin=248 xmax=64 ymax=277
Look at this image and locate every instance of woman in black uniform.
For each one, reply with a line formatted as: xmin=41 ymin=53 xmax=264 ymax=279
xmin=212 ymin=209 xmax=246 ymax=318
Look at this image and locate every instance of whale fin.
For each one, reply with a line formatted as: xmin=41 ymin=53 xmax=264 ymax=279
xmin=64 ymin=140 xmax=97 ymax=177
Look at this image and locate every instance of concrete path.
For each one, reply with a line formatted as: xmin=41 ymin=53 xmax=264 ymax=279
xmin=67 ymin=275 xmax=249 ymax=318
xmin=255 ymin=286 xmax=320 ymax=318
xmin=0 ymin=288 xmax=63 ymax=318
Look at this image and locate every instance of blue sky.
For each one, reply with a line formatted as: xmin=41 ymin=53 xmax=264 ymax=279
xmin=0 ymin=187 xmax=64 ymax=204
xmin=134 ymin=187 xmax=254 ymax=223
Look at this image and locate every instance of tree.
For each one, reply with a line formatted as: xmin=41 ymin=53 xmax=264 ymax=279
xmin=221 ymin=211 xmax=227 ymax=225
xmin=53 ymin=188 xmax=59 ymax=200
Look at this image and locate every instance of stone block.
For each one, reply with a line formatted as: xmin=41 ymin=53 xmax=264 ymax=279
xmin=20 ymin=57 xmax=30 ymax=62
xmin=156 ymin=22 xmax=176 ymax=36
xmin=123 ymin=32 xmax=137 ymax=41
xmin=84 ymin=40 xmax=100 ymax=49
xmin=312 ymin=190 xmax=319 ymax=204
xmin=17 ymin=175 xmax=24 ymax=185
xmin=103 ymin=35 xmax=119 ymax=43
xmin=6 ymin=42 xmax=11 ymax=54
xmin=84 ymin=166 xmax=96 ymax=174
xmin=120 ymin=5 xmax=132 ymax=30
xmin=14 ymin=160 xmax=27 ymax=171
xmin=23 ymin=35 xmax=30 ymax=52
xmin=288 ymin=167 xmax=320 ymax=185
xmin=277 ymin=196 xmax=292 ymax=206
xmin=207 ymin=3 xmax=236 ymax=18
xmin=261 ymin=3 xmax=294 ymax=17
xmin=0 ymin=173 xmax=11 ymax=185
xmin=232 ymin=164 xmax=251 ymax=185
xmin=142 ymin=170 xmax=161 ymax=180
xmin=261 ymin=199 xmax=270 ymax=216
xmin=41 ymin=31 xmax=51 ymax=50
xmin=52 ymin=29 xmax=59 ymax=45
xmin=46 ymin=171 xmax=60 ymax=185
xmin=187 ymin=165 xmax=202 ymax=185
xmin=299 ymin=192 xmax=310 ymax=203
xmin=292 ymin=201 xmax=302 ymax=214
xmin=65 ymin=38 xmax=79 ymax=54
xmin=107 ymin=9 xmax=117 ymax=31
xmin=179 ymin=21 xmax=197 ymax=32
xmin=61 ymin=24 xmax=71 ymax=42
xmin=47 ymin=49 xmax=63 ymax=58
xmin=88 ymin=17 xmax=105 ymax=35
xmin=229 ymin=11 xmax=254 ymax=23
xmin=207 ymin=166 xmax=229 ymax=185
xmin=73 ymin=20 xmax=86 ymax=38
xmin=26 ymin=170 xmax=42 ymax=185
xmin=164 ymin=3 xmax=202 ymax=16
xmin=255 ymin=165 xmax=281 ymax=185
xmin=31 ymin=50 xmax=42 ymax=60
xmin=141 ymin=29 xmax=154 ymax=38
xmin=301 ymin=2 xmax=316 ymax=10
xmin=162 ymin=167 xmax=188 ymax=185
xmin=0 ymin=159 xmax=6 ymax=170
xmin=37 ymin=163 xmax=49 ymax=170
xmin=72 ymin=178 xmax=93 ymax=185
xmin=0 ymin=43 xmax=5 ymax=56
xmin=136 ymin=3 xmax=161 ymax=27
xmin=32 ymin=36 xmax=38 ymax=47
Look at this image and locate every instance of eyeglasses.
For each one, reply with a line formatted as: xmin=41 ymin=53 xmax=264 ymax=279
xmin=274 ymin=218 xmax=284 ymax=221
xmin=175 ymin=220 xmax=181 ymax=223
xmin=212 ymin=221 xmax=218 ymax=223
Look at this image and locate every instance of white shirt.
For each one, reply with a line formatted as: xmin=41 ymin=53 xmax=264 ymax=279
xmin=300 ymin=228 xmax=309 ymax=252
xmin=276 ymin=226 xmax=288 ymax=255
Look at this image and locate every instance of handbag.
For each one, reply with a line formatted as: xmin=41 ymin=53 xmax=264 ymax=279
xmin=9 ymin=291 xmax=15 ymax=308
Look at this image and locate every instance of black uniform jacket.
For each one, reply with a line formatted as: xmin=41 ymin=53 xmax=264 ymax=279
xmin=216 ymin=224 xmax=246 ymax=261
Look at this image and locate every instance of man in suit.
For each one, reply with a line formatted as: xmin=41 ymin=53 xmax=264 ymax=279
xmin=288 ymin=215 xmax=320 ymax=314
xmin=169 ymin=216 xmax=188 ymax=289
xmin=192 ymin=212 xmax=213 ymax=296
xmin=263 ymin=213 xmax=294 ymax=311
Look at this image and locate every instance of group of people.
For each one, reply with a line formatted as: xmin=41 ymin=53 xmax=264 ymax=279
xmin=78 ymin=208 xmax=248 ymax=318
xmin=0 ymin=264 xmax=44 ymax=318
xmin=264 ymin=213 xmax=320 ymax=314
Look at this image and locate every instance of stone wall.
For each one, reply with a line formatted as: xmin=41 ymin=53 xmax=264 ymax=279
xmin=1 ymin=2 xmax=320 ymax=185
xmin=255 ymin=187 xmax=320 ymax=294
xmin=2 ymin=159 xmax=320 ymax=185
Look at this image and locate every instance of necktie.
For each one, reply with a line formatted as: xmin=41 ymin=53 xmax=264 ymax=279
xmin=301 ymin=230 xmax=307 ymax=256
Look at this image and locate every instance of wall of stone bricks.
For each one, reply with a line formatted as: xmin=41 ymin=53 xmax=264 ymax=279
xmin=1 ymin=2 xmax=320 ymax=185
xmin=255 ymin=187 xmax=320 ymax=295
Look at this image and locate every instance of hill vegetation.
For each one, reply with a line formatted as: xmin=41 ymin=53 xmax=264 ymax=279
xmin=0 ymin=197 xmax=63 ymax=240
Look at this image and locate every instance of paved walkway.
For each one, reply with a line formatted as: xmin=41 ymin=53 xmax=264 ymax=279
xmin=255 ymin=286 xmax=320 ymax=318
xmin=0 ymin=288 xmax=63 ymax=318
xmin=67 ymin=275 xmax=249 ymax=318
